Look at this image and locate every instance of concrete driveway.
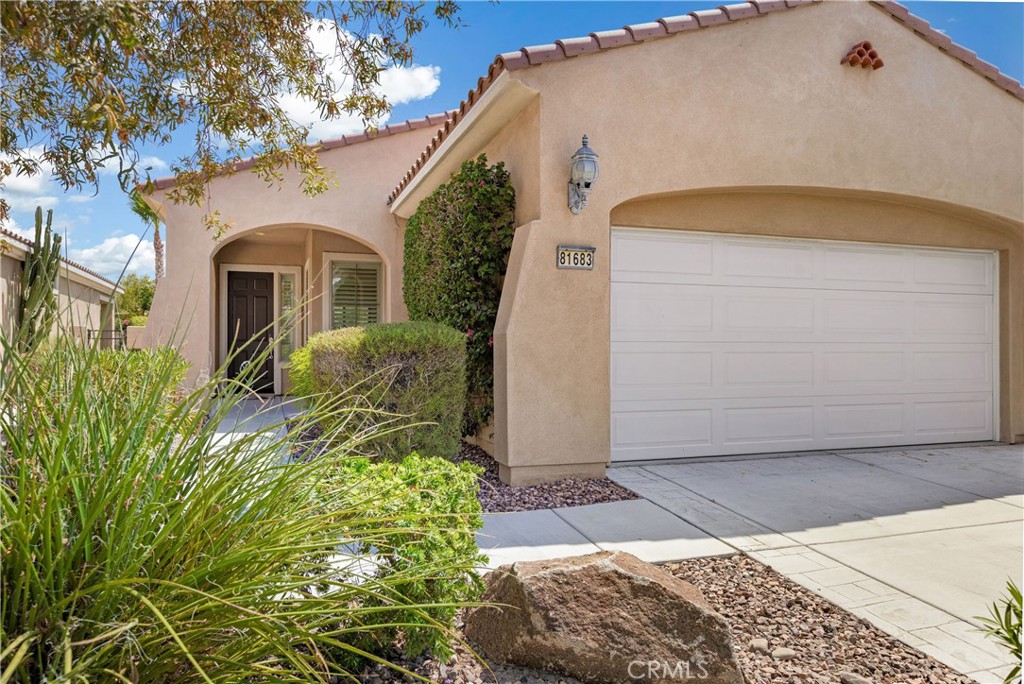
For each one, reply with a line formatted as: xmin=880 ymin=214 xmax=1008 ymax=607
xmin=477 ymin=443 xmax=1022 ymax=681
xmin=609 ymin=444 xmax=1023 ymax=681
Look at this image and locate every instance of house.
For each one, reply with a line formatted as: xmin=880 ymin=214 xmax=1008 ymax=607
xmin=1 ymin=226 xmax=121 ymax=346
xmin=142 ymin=0 xmax=1024 ymax=485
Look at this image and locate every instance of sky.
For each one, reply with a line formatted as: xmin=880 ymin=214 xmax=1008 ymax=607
xmin=2 ymin=1 xmax=1021 ymax=280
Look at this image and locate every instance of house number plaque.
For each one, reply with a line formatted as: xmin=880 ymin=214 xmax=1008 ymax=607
xmin=557 ymin=245 xmax=596 ymax=270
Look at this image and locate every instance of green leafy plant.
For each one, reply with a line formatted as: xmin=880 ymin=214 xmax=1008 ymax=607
xmin=292 ymin=321 xmax=467 ymax=460
xmin=978 ymin=579 xmax=1022 ymax=683
xmin=1 ymin=326 xmax=481 ymax=681
xmin=115 ymin=273 xmax=155 ymax=324
xmin=403 ymin=155 xmax=516 ymax=434
xmin=128 ymin=314 xmax=149 ymax=327
xmin=16 ymin=207 xmax=61 ymax=353
xmin=2 ymin=1 xmax=462 ymax=230
xmin=318 ymin=453 xmax=486 ymax=661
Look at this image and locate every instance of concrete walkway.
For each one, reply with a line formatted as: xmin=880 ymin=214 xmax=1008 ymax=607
xmin=476 ymin=444 xmax=1023 ymax=682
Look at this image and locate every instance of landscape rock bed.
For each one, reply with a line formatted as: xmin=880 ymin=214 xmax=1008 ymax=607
xmin=665 ymin=555 xmax=974 ymax=684
xmin=452 ymin=442 xmax=640 ymax=513
xmin=358 ymin=555 xmax=977 ymax=684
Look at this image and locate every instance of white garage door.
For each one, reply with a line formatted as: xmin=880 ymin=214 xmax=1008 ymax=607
xmin=610 ymin=228 xmax=997 ymax=462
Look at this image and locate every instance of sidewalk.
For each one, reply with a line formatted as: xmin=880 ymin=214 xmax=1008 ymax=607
xmin=476 ymin=445 xmax=1023 ymax=683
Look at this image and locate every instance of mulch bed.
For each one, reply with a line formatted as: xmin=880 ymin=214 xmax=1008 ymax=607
xmin=358 ymin=554 xmax=976 ymax=684
xmin=451 ymin=442 xmax=639 ymax=513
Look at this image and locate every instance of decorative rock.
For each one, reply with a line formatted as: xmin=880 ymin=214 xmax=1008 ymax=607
xmin=464 ymin=551 xmax=743 ymax=684
xmin=771 ymin=647 xmax=797 ymax=661
xmin=748 ymin=637 xmax=770 ymax=654
xmin=840 ymin=673 xmax=873 ymax=684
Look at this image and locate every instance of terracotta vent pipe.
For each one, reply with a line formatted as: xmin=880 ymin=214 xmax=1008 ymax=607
xmin=842 ymin=40 xmax=884 ymax=69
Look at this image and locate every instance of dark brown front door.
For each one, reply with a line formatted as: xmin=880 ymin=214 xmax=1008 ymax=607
xmin=227 ymin=271 xmax=274 ymax=393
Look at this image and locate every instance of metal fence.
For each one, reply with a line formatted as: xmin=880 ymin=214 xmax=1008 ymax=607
xmin=87 ymin=329 xmax=126 ymax=350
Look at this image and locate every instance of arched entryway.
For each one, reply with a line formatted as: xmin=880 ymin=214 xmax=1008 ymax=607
xmin=212 ymin=224 xmax=390 ymax=395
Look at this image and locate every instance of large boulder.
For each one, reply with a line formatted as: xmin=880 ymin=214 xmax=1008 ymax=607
xmin=464 ymin=551 xmax=744 ymax=684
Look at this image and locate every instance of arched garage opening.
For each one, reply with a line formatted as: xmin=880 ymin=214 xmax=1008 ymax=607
xmin=606 ymin=188 xmax=1022 ymax=461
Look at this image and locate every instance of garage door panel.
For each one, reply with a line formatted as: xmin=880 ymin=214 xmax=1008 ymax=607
xmin=723 ymin=241 xmax=815 ymax=280
xmin=915 ymin=396 xmax=993 ymax=436
xmin=613 ymin=284 xmax=991 ymax=344
xmin=913 ymin=251 xmax=993 ymax=292
xmin=613 ymin=229 xmax=994 ymax=296
xmin=611 ymin=393 xmax=993 ymax=461
xmin=612 ymin=342 xmax=993 ymax=401
xmin=610 ymin=229 xmax=996 ymax=461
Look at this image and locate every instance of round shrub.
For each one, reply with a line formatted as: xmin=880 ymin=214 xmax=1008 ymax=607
xmin=403 ymin=154 xmax=515 ymax=435
xmin=304 ymin=321 xmax=466 ymax=460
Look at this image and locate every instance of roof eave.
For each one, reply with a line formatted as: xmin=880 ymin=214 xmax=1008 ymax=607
xmin=389 ymin=72 xmax=539 ymax=219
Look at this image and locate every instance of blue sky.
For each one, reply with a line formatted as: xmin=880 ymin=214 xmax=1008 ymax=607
xmin=2 ymin=1 xmax=1021 ymax=280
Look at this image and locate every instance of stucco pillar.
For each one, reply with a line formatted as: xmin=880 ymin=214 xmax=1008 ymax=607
xmin=494 ymin=214 xmax=611 ymax=485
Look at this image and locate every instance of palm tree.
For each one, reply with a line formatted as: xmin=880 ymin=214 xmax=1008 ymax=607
xmin=129 ymin=188 xmax=163 ymax=280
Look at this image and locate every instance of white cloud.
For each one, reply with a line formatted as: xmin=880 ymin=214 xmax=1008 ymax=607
xmin=69 ymin=234 xmax=155 ymax=278
xmin=139 ymin=155 xmax=169 ymax=171
xmin=2 ymin=146 xmax=63 ymax=213
xmin=379 ymin=65 xmax=441 ymax=105
xmin=6 ymin=194 xmax=60 ymax=212
xmin=279 ymin=21 xmax=442 ymax=142
xmin=66 ymin=195 xmax=95 ymax=204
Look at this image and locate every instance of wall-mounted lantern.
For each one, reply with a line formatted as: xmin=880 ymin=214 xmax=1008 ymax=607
xmin=568 ymin=135 xmax=599 ymax=215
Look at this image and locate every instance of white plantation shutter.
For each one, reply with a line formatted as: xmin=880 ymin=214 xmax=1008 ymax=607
xmin=330 ymin=261 xmax=380 ymax=328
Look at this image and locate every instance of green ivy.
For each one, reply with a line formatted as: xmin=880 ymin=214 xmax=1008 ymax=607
xmin=403 ymin=155 xmax=516 ymax=435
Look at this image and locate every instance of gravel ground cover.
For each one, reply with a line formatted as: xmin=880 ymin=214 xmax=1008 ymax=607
xmin=292 ymin=427 xmax=638 ymax=513
xmin=357 ymin=554 xmax=977 ymax=684
xmin=451 ymin=442 xmax=639 ymax=513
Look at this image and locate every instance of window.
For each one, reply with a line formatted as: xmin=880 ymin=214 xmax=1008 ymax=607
xmin=278 ymin=273 xmax=297 ymax=360
xmin=328 ymin=258 xmax=381 ymax=328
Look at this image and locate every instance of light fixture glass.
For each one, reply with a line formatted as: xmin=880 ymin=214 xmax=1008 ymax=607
xmin=568 ymin=135 xmax=599 ymax=215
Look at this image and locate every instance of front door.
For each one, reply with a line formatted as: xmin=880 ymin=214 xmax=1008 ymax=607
xmin=227 ymin=271 xmax=274 ymax=393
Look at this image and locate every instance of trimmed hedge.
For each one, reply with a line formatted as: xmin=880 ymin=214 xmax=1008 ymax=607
xmin=293 ymin=321 xmax=466 ymax=460
xmin=403 ymin=154 xmax=515 ymax=435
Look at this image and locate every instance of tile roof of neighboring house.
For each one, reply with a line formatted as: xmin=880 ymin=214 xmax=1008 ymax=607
xmin=0 ymin=226 xmax=118 ymax=288
xmin=148 ymin=111 xmax=456 ymax=191
xmin=386 ymin=0 xmax=1024 ymax=206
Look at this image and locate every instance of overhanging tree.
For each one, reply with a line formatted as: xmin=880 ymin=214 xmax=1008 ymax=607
xmin=1 ymin=1 xmax=460 ymax=232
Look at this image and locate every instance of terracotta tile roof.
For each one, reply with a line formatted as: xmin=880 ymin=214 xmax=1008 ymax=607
xmin=387 ymin=0 xmax=1024 ymax=206
xmin=149 ymin=111 xmax=456 ymax=191
xmin=0 ymin=226 xmax=118 ymax=287
xmin=871 ymin=2 xmax=1024 ymax=98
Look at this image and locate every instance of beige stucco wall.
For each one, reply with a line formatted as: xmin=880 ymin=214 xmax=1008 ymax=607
xmin=0 ymin=252 xmax=22 ymax=342
xmin=1 ymin=251 xmax=116 ymax=346
xmin=478 ymin=1 xmax=1023 ymax=483
xmin=145 ymin=124 xmax=439 ymax=382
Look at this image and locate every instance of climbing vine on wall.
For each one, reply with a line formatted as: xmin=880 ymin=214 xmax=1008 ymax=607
xmin=403 ymin=155 xmax=516 ymax=436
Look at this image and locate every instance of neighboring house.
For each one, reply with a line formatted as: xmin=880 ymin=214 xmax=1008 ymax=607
xmin=143 ymin=1 xmax=1024 ymax=484
xmin=0 ymin=227 xmax=121 ymax=346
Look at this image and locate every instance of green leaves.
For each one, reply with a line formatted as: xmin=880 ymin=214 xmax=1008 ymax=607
xmin=295 ymin=321 xmax=468 ymax=461
xmin=0 ymin=329 xmax=482 ymax=681
xmin=0 ymin=1 xmax=461 ymax=226
xmin=403 ymin=155 xmax=516 ymax=435
xmin=317 ymin=453 xmax=486 ymax=662
xmin=977 ymin=579 xmax=1022 ymax=683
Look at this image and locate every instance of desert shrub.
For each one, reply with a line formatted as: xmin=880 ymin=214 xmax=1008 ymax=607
xmin=299 ymin=321 xmax=466 ymax=460
xmin=403 ymin=154 xmax=515 ymax=435
xmin=318 ymin=453 xmax=486 ymax=661
xmin=0 ymin=331 xmax=480 ymax=682
xmin=978 ymin=579 xmax=1022 ymax=683
xmin=288 ymin=343 xmax=315 ymax=397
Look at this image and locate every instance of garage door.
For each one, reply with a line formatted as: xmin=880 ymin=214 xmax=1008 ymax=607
xmin=610 ymin=229 xmax=996 ymax=462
